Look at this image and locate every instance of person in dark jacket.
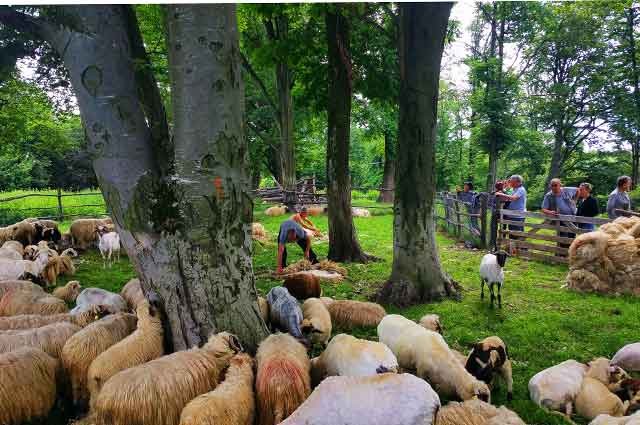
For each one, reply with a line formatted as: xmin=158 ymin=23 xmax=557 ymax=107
xmin=577 ymin=182 xmax=598 ymax=231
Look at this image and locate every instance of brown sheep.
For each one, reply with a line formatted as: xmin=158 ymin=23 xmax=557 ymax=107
xmin=283 ymin=273 xmax=322 ymax=300
xmin=326 ymin=299 xmax=386 ymax=329
xmin=0 ymin=289 xmax=68 ymax=316
xmin=0 ymin=279 xmax=44 ymax=298
xmin=87 ymin=301 xmax=164 ymax=407
xmin=435 ymin=399 xmax=525 ymax=425
xmin=52 ymin=280 xmax=82 ymax=303
xmin=258 ymin=296 xmax=270 ymax=325
xmin=10 ymin=220 xmax=38 ymax=246
xmin=179 ymin=353 xmax=255 ymax=425
xmin=42 ymin=255 xmax=75 ymax=286
xmin=0 ymin=347 xmax=58 ymax=425
xmin=0 ymin=304 xmax=108 ymax=330
xmin=256 ymin=333 xmax=311 ymax=425
xmin=61 ymin=312 xmax=137 ymax=409
xmin=93 ymin=332 xmax=243 ymax=425
xmin=0 ymin=321 xmax=80 ymax=358
xmin=120 ymin=278 xmax=145 ymax=310
xmin=70 ymin=218 xmax=114 ymax=250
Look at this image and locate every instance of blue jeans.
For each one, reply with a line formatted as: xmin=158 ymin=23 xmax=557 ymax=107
xmin=578 ymin=222 xmax=595 ymax=231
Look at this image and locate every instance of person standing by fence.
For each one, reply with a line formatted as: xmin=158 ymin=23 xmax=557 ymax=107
xmin=541 ymin=178 xmax=578 ymax=253
xmin=576 ymin=183 xmax=598 ymax=231
xmin=607 ymin=176 xmax=632 ymax=219
xmin=457 ymin=182 xmax=479 ymax=235
xmin=495 ymin=175 xmax=527 ymax=255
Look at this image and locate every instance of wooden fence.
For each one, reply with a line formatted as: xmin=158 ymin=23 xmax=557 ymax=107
xmin=435 ymin=192 xmax=489 ymax=248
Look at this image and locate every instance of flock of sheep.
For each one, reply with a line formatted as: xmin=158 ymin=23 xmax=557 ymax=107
xmin=0 ymin=212 xmax=638 ymax=425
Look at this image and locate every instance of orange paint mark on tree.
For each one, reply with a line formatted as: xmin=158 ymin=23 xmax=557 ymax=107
xmin=214 ymin=176 xmax=225 ymax=200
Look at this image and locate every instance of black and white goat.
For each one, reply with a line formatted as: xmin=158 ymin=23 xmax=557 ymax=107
xmin=479 ymin=250 xmax=508 ymax=308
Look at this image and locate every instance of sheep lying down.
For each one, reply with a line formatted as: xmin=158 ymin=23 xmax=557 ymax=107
xmin=612 ymin=343 xmax=640 ymax=373
xmin=590 ymin=411 xmax=640 ymax=425
xmin=528 ymin=359 xmax=587 ymax=415
xmin=280 ymin=373 xmax=440 ymax=425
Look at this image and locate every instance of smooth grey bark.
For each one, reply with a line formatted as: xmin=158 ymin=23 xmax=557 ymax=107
xmin=377 ymin=131 xmax=396 ymax=203
xmin=5 ymin=5 xmax=269 ymax=352
xmin=485 ymin=2 xmax=499 ymax=192
xmin=627 ymin=6 xmax=640 ymax=187
xmin=377 ymin=2 xmax=458 ymax=306
xmin=326 ymin=6 xmax=370 ymax=263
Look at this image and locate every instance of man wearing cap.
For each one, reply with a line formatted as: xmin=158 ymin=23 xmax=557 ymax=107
xmin=276 ymin=216 xmax=319 ymax=274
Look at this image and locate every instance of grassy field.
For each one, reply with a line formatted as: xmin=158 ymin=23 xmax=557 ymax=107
xmin=47 ymin=198 xmax=639 ymax=425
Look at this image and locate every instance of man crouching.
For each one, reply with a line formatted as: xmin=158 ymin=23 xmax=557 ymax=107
xmin=276 ymin=218 xmax=319 ymax=274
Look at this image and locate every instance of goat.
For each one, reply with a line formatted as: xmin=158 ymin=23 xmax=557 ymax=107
xmin=96 ymin=226 xmax=120 ymax=268
xmin=479 ymin=251 xmax=508 ymax=308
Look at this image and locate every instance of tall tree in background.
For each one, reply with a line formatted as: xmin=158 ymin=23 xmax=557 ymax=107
xmin=0 ymin=5 xmax=268 ymax=351
xmin=377 ymin=2 xmax=458 ymax=306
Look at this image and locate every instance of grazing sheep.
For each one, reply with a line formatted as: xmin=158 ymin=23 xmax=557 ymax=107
xmin=283 ymin=273 xmax=322 ymax=300
xmin=465 ymin=336 xmax=514 ymax=401
xmin=265 ymin=205 xmax=288 ymax=217
xmin=42 ymin=254 xmax=75 ymax=286
xmin=280 ymin=373 xmax=441 ymax=425
xmin=301 ymin=298 xmax=332 ymax=347
xmin=576 ymin=377 xmax=628 ymax=420
xmin=0 ymin=279 xmax=43 ymax=298
xmin=93 ymin=332 xmax=242 ymax=425
xmin=0 ymin=289 xmax=68 ymax=316
xmin=96 ymin=225 xmax=120 ymax=267
xmin=87 ymin=301 xmax=164 ymax=405
xmin=120 ymin=278 xmax=145 ymax=310
xmin=179 ymin=353 xmax=255 ymax=425
xmin=256 ymin=333 xmax=311 ymax=425
xmin=70 ymin=218 xmax=113 ymax=250
xmin=26 ymin=218 xmax=59 ymax=230
xmin=266 ymin=287 xmax=308 ymax=346
xmin=0 ymin=258 xmax=44 ymax=282
xmin=528 ymin=359 xmax=588 ymax=415
xmin=419 ymin=314 xmax=443 ymax=334
xmin=435 ymin=398 xmax=526 ymax=425
xmin=258 ymin=296 xmax=270 ymax=325
xmin=52 ymin=280 xmax=82 ymax=303
xmin=10 ymin=220 xmax=38 ymax=246
xmin=306 ymin=206 xmax=325 ymax=216
xmin=479 ymin=251 xmax=508 ymax=308
xmin=0 ymin=304 xmax=107 ymax=330
xmin=72 ymin=287 xmax=128 ymax=315
xmin=61 ymin=312 xmax=137 ymax=409
xmin=0 ymin=347 xmax=58 ymax=425
xmin=378 ymin=314 xmax=491 ymax=402
xmin=326 ymin=299 xmax=386 ymax=329
xmin=0 ymin=321 xmax=80 ymax=358
xmin=352 ymin=207 xmax=371 ymax=217
xmin=613 ymin=343 xmax=640 ymax=372
xmin=310 ymin=333 xmax=398 ymax=387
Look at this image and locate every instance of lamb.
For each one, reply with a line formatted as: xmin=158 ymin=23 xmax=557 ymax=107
xmin=419 ymin=313 xmax=443 ymax=334
xmin=87 ymin=301 xmax=164 ymax=405
xmin=120 ymin=278 xmax=145 ymax=310
xmin=352 ymin=207 xmax=371 ymax=217
xmin=325 ymin=299 xmax=386 ymax=329
xmin=258 ymin=296 xmax=270 ymax=325
xmin=435 ymin=398 xmax=526 ymax=425
xmin=479 ymin=251 xmax=508 ymax=308
xmin=265 ymin=205 xmax=288 ymax=216
xmin=52 ymin=280 xmax=82 ymax=303
xmin=0 ymin=304 xmax=107 ymax=330
xmin=179 ymin=353 xmax=255 ymax=425
xmin=310 ymin=333 xmax=398 ymax=387
xmin=70 ymin=218 xmax=113 ymax=250
xmin=378 ymin=314 xmax=491 ymax=402
xmin=256 ymin=333 xmax=311 ymax=425
xmin=0 ymin=289 xmax=68 ymax=316
xmin=92 ymin=332 xmax=242 ymax=425
xmin=266 ymin=286 xmax=308 ymax=346
xmin=280 ymin=373 xmax=441 ymax=425
xmin=0 ymin=347 xmax=58 ymax=425
xmin=575 ymin=377 xmax=628 ymax=420
xmin=0 ymin=279 xmax=43 ymax=298
xmin=283 ymin=273 xmax=322 ymax=300
xmin=96 ymin=225 xmax=120 ymax=267
xmin=465 ymin=336 xmax=514 ymax=401
xmin=0 ymin=321 xmax=80 ymax=358
xmin=61 ymin=312 xmax=138 ymax=409
xmin=528 ymin=359 xmax=588 ymax=415
xmin=301 ymin=297 xmax=332 ymax=347
xmin=613 ymin=343 xmax=640 ymax=372
xmin=71 ymin=287 xmax=128 ymax=314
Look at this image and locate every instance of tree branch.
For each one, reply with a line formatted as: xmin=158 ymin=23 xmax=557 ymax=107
xmin=240 ymin=51 xmax=282 ymax=129
xmin=0 ymin=6 xmax=49 ymax=39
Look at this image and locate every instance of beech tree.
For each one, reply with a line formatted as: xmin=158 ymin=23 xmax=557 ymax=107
xmin=377 ymin=2 xmax=459 ymax=306
xmin=0 ymin=5 xmax=268 ymax=351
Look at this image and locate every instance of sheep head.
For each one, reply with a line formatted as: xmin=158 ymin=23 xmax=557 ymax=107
xmin=203 ymin=332 xmax=244 ymax=357
xmin=495 ymin=251 xmax=508 ymax=268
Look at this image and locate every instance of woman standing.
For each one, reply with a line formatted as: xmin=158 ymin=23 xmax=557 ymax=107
xmin=576 ymin=183 xmax=598 ymax=231
xmin=607 ymin=176 xmax=632 ymax=219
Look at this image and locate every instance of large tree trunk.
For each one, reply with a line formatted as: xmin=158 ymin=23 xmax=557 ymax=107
xmin=628 ymin=6 xmax=640 ymax=188
xmin=326 ymin=6 xmax=369 ymax=263
xmin=377 ymin=2 xmax=458 ymax=306
xmin=377 ymin=131 xmax=395 ymax=203
xmin=484 ymin=3 xmax=499 ymax=192
xmin=31 ymin=5 xmax=268 ymax=352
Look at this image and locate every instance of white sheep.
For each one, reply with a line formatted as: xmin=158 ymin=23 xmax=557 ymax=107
xmin=71 ymin=287 xmax=128 ymax=315
xmin=590 ymin=411 xmax=640 ymax=425
xmin=378 ymin=314 xmax=491 ymax=402
xmin=0 ymin=258 xmax=43 ymax=282
xmin=479 ymin=251 xmax=508 ymax=308
xmin=418 ymin=314 xmax=443 ymax=334
xmin=97 ymin=226 xmax=120 ymax=268
xmin=612 ymin=343 xmax=640 ymax=373
xmin=301 ymin=298 xmax=332 ymax=347
xmin=528 ymin=359 xmax=588 ymax=415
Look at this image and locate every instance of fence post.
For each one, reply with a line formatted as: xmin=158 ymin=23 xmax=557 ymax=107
xmin=56 ymin=188 xmax=64 ymax=221
xmin=453 ymin=199 xmax=462 ymax=239
xmin=490 ymin=199 xmax=500 ymax=251
xmin=480 ymin=194 xmax=488 ymax=248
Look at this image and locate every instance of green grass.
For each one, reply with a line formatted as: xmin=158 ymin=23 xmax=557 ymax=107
xmin=46 ymin=199 xmax=638 ymax=425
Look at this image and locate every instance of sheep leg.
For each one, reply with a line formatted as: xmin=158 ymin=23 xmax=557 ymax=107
xmin=108 ymin=249 xmax=112 ymax=268
xmin=498 ymin=284 xmax=502 ymax=308
xmin=480 ymin=278 xmax=485 ymax=299
xmin=489 ymin=283 xmax=495 ymax=308
xmin=500 ymin=359 xmax=513 ymax=401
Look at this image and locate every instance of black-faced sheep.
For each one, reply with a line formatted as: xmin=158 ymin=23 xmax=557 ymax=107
xmin=310 ymin=333 xmax=398 ymax=387
xmin=283 ymin=273 xmax=322 ymax=300
xmin=61 ymin=312 xmax=138 ymax=409
xmin=52 ymin=280 xmax=82 ymax=303
xmin=378 ymin=314 xmax=491 ymax=402
xmin=0 ymin=289 xmax=68 ymax=316
xmin=324 ymin=299 xmax=386 ymax=329
xmin=179 ymin=353 xmax=255 ymax=425
xmin=0 ymin=321 xmax=80 ymax=358
xmin=0 ymin=347 xmax=58 ymax=425
xmin=419 ymin=313 xmax=443 ymax=334
xmin=256 ymin=333 xmax=311 ymax=425
xmin=435 ymin=398 xmax=526 ymax=425
xmin=301 ymin=297 xmax=331 ymax=347
xmin=479 ymin=251 xmax=508 ymax=308
xmin=280 ymin=373 xmax=441 ymax=425
xmin=528 ymin=359 xmax=588 ymax=415
xmin=266 ymin=287 xmax=308 ymax=347
xmin=87 ymin=301 xmax=164 ymax=406
xmin=72 ymin=287 xmax=128 ymax=315
xmin=613 ymin=343 xmax=640 ymax=372
xmin=465 ymin=336 xmax=513 ymax=401
xmin=0 ymin=304 xmax=107 ymax=330
xmin=92 ymin=332 xmax=243 ymax=425
xmin=120 ymin=278 xmax=145 ymax=310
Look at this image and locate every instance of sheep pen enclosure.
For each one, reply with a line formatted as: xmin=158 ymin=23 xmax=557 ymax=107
xmin=30 ymin=197 xmax=638 ymax=425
